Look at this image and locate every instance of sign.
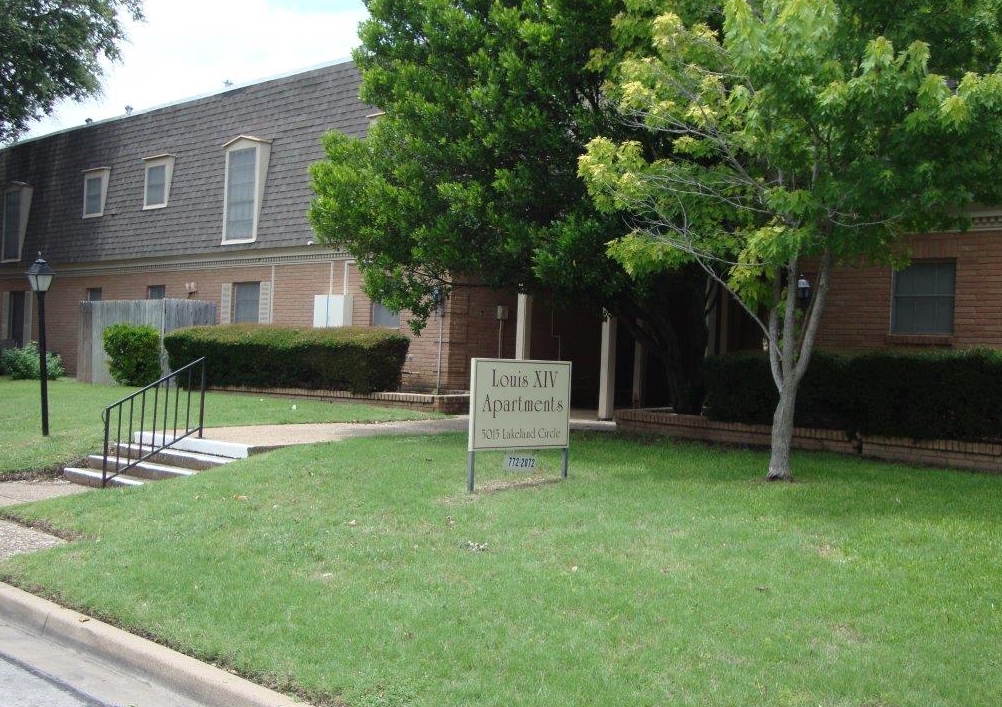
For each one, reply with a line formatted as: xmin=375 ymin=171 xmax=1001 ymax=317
xmin=468 ymin=358 xmax=572 ymax=451
xmin=466 ymin=358 xmax=572 ymax=492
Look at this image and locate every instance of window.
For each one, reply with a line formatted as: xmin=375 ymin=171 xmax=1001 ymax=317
xmin=147 ymin=285 xmax=166 ymax=300
xmin=86 ymin=288 xmax=102 ymax=302
xmin=2 ymin=184 xmax=32 ymax=262
xmin=83 ymin=167 xmax=111 ymax=217
xmin=142 ymin=154 xmax=175 ymax=209
xmin=372 ymin=301 xmax=400 ymax=328
xmin=233 ymin=282 xmax=261 ymax=323
xmin=891 ymin=260 xmax=955 ymax=335
xmin=3 ymin=190 xmax=21 ymax=261
xmin=222 ymin=136 xmax=271 ymax=243
xmin=6 ymin=291 xmax=26 ymax=347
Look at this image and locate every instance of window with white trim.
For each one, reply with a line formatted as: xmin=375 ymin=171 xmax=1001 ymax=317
xmin=83 ymin=167 xmax=111 ymax=217
xmin=143 ymin=154 xmax=175 ymax=209
xmin=222 ymin=136 xmax=271 ymax=243
xmin=372 ymin=301 xmax=400 ymax=328
xmin=233 ymin=282 xmax=261 ymax=323
xmin=147 ymin=285 xmax=166 ymax=300
xmin=2 ymin=184 xmax=32 ymax=262
xmin=891 ymin=260 xmax=955 ymax=335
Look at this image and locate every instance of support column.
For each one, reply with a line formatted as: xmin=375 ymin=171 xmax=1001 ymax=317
xmin=632 ymin=338 xmax=645 ymax=409
xmin=515 ymin=293 xmax=532 ymax=360
xmin=598 ymin=314 xmax=617 ymax=420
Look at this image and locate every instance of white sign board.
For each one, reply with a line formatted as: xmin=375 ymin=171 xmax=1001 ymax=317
xmin=468 ymin=358 xmax=572 ymax=451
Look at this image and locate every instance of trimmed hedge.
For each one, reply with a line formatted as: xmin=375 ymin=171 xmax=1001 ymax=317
xmin=704 ymin=348 xmax=1002 ymax=442
xmin=163 ymin=325 xmax=410 ymax=394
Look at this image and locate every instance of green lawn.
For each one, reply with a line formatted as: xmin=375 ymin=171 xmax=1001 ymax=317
xmin=2 ymin=432 xmax=1000 ymax=707
xmin=0 ymin=377 xmax=438 ymax=477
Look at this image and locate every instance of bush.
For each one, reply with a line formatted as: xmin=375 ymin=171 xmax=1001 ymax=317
xmin=164 ymin=325 xmax=410 ymax=394
xmin=103 ymin=323 xmax=163 ymax=386
xmin=704 ymin=348 xmax=1002 ymax=442
xmin=0 ymin=342 xmax=64 ymax=380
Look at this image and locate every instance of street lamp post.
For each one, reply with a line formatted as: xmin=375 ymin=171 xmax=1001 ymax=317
xmin=26 ymin=254 xmax=55 ymax=436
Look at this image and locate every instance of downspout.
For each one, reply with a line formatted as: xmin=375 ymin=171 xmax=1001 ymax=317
xmin=269 ymin=264 xmax=276 ymax=323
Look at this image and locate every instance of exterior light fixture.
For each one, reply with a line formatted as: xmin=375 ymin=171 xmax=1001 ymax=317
xmin=26 ymin=253 xmax=55 ymax=436
xmin=797 ymin=276 xmax=811 ymax=307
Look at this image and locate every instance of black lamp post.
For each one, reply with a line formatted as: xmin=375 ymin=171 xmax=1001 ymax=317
xmin=26 ymin=254 xmax=55 ymax=436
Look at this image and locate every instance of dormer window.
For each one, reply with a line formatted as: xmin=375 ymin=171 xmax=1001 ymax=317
xmin=222 ymin=136 xmax=271 ymax=244
xmin=83 ymin=167 xmax=111 ymax=218
xmin=143 ymin=154 xmax=176 ymax=209
xmin=2 ymin=183 xmax=32 ymax=262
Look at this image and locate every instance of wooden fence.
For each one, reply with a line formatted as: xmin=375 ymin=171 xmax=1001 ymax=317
xmin=78 ymin=299 xmax=217 ymax=384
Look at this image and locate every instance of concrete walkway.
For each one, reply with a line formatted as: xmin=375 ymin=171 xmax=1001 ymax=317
xmin=0 ymin=480 xmax=89 ymax=562
xmin=202 ymin=415 xmax=470 ymax=449
xmin=201 ymin=413 xmax=614 ymax=451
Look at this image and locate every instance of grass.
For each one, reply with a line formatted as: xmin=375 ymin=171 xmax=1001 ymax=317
xmin=0 ymin=377 xmax=438 ymax=477
xmin=2 ymin=432 xmax=1001 ymax=706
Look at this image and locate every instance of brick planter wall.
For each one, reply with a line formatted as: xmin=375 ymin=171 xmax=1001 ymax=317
xmin=615 ymin=408 xmax=1002 ymax=474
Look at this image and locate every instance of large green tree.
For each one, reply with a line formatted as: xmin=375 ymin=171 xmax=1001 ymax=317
xmin=580 ymin=0 xmax=1002 ymax=479
xmin=0 ymin=0 xmax=143 ymax=144
xmin=309 ymin=0 xmax=711 ymax=412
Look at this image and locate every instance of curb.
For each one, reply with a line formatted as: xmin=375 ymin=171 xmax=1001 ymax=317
xmin=0 ymin=582 xmax=309 ymax=707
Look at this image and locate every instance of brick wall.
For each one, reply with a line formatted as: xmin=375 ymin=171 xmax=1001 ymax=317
xmin=816 ymin=229 xmax=1002 ymax=350
xmin=3 ymin=260 xmax=606 ymax=399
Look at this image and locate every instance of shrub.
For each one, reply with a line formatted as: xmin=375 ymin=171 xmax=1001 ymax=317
xmin=164 ymin=325 xmax=410 ymax=394
xmin=703 ymin=350 xmax=851 ymax=429
xmin=704 ymin=348 xmax=1002 ymax=442
xmin=0 ymin=342 xmax=64 ymax=380
xmin=103 ymin=323 xmax=163 ymax=386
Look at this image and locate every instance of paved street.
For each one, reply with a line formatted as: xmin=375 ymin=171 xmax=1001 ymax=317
xmin=0 ymin=653 xmax=105 ymax=707
xmin=0 ymin=619 xmax=210 ymax=707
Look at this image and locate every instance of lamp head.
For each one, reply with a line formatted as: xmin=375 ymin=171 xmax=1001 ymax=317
xmin=796 ymin=276 xmax=811 ymax=306
xmin=26 ymin=253 xmax=55 ymax=293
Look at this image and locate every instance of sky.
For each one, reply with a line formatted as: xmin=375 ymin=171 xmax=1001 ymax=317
xmin=23 ymin=0 xmax=369 ymax=140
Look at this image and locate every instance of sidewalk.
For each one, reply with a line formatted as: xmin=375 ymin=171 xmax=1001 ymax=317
xmin=0 ymin=479 xmax=88 ymax=562
xmin=202 ymin=415 xmax=470 ymax=449
xmin=200 ymin=413 xmax=614 ymax=450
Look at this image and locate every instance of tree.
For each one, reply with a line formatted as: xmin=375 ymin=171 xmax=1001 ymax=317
xmin=309 ymin=0 xmax=711 ymax=413
xmin=579 ymin=0 xmax=1002 ymax=479
xmin=0 ymin=0 xmax=144 ymax=144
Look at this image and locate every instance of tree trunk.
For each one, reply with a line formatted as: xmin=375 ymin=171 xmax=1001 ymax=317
xmin=767 ymin=378 xmax=799 ymax=480
xmin=765 ymin=249 xmax=833 ymax=481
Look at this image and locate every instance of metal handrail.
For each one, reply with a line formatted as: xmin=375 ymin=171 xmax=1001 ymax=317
xmin=101 ymin=358 xmax=207 ymax=487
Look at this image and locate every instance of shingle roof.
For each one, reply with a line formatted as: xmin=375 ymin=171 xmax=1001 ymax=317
xmin=0 ymin=60 xmax=369 ymax=265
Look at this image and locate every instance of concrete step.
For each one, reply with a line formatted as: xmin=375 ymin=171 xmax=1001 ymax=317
xmin=86 ymin=455 xmax=197 ymax=482
xmin=110 ymin=443 xmax=233 ymax=471
xmin=135 ymin=432 xmax=251 ymax=459
xmin=63 ymin=467 xmax=145 ymax=488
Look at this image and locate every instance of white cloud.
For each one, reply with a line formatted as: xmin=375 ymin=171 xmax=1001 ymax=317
xmin=23 ymin=0 xmax=368 ymax=139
